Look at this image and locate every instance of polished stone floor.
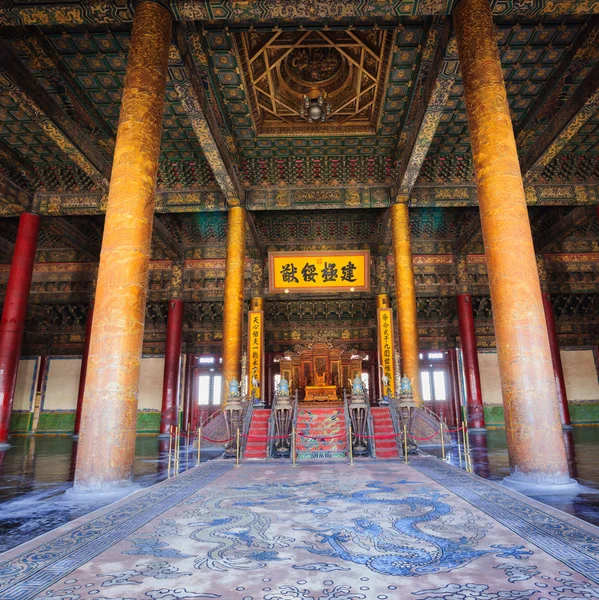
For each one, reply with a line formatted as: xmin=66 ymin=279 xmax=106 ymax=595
xmin=427 ymin=427 xmax=599 ymax=527
xmin=0 ymin=435 xmax=216 ymax=552
xmin=1 ymin=427 xmax=599 ymax=553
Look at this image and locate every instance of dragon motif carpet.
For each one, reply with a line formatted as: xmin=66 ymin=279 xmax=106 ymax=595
xmin=296 ymin=406 xmax=347 ymax=459
xmin=2 ymin=457 xmax=599 ymax=600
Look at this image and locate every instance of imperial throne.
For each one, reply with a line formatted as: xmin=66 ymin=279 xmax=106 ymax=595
xmin=276 ymin=343 xmax=364 ymax=403
xmin=305 ymin=371 xmax=337 ymax=402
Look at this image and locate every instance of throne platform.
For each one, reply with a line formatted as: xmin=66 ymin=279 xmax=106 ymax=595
xmin=277 ymin=343 xmax=365 ymax=403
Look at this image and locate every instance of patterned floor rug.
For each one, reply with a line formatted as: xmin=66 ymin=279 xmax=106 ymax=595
xmin=2 ymin=457 xmax=599 ymax=600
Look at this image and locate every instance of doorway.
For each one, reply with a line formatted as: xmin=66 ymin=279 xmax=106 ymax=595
xmin=419 ymin=350 xmax=453 ymax=424
xmin=193 ymin=357 xmax=222 ymax=426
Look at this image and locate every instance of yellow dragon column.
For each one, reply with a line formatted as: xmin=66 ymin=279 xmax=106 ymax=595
xmin=222 ymin=206 xmax=247 ymax=403
xmin=390 ymin=202 xmax=421 ymax=405
xmin=455 ymin=0 xmax=574 ymax=492
xmin=74 ymin=1 xmax=172 ymax=492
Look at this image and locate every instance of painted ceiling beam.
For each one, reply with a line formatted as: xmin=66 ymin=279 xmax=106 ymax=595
xmin=0 ymin=39 xmax=110 ymax=190
xmin=21 ymin=182 xmax=599 ymax=217
xmin=2 ymin=2 xmax=599 ymax=27
xmin=45 ymin=216 xmax=101 ymax=259
xmin=534 ymin=206 xmax=595 ymax=253
xmin=172 ymin=23 xmax=243 ymax=208
xmin=268 ymin=239 xmax=372 ymax=249
xmin=520 ymin=58 xmax=599 ymax=181
xmin=393 ymin=20 xmax=458 ymax=201
xmin=152 ymin=215 xmax=185 ymax=261
xmin=455 ymin=211 xmax=481 ymax=254
xmin=409 ymin=183 xmax=599 ymax=208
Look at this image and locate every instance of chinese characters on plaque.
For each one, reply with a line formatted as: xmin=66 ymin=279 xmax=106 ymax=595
xmin=269 ymin=251 xmax=370 ymax=293
xmin=248 ymin=310 xmax=263 ymax=400
xmin=377 ymin=308 xmax=395 ymax=397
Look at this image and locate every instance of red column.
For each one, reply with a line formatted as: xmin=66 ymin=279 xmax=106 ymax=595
xmin=448 ymin=348 xmax=462 ymax=428
xmin=542 ymin=292 xmax=571 ymax=427
xmin=457 ymin=293 xmax=486 ymax=430
xmin=369 ymin=358 xmax=376 ymax=405
xmin=563 ymin=429 xmax=578 ymax=479
xmin=32 ymin=355 xmax=48 ymax=432
xmin=182 ymin=353 xmax=193 ymax=432
xmin=159 ymin=299 xmax=184 ymax=436
xmin=469 ymin=431 xmax=490 ymax=478
xmin=190 ymin=369 xmax=199 ymax=432
xmin=0 ymin=213 xmax=40 ymax=447
xmin=73 ymin=303 xmax=94 ymax=437
xmin=373 ymin=349 xmax=381 ymax=400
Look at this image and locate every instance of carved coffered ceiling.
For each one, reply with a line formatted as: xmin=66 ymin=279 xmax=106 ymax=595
xmin=235 ymin=29 xmax=392 ymax=135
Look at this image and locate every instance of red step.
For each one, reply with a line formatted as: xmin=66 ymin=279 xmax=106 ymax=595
xmin=371 ymin=407 xmax=399 ymax=458
xmin=244 ymin=409 xmax=271 ymax=459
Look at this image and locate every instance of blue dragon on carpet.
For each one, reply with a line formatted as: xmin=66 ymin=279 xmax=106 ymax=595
xmin=292 ymin=481 xmax=531 ymax=576
xmin=185 ymin=478 xmax=532 ymax=577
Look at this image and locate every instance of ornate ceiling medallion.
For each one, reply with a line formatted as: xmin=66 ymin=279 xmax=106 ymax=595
xmin=234 ymin=29 xmax=393 ymax=135
xmin=300 ymin=88 xmax=331 ymax=124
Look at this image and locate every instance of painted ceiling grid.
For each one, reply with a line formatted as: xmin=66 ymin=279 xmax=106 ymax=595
xmin=0 ymin=3 xmax=596 ymax=354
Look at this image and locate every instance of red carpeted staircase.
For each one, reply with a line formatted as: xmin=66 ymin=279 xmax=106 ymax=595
xmin=371 ymin=406 xmax=399 ymax=458
xmin=296 ymin=404 xmax=347 ymax=459
xmin=244 ymin=409 xmax=270 ymax=459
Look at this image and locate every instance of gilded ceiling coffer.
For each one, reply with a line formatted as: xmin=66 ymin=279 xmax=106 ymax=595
xmin=235 ymin=29 xmax=391 ymax=134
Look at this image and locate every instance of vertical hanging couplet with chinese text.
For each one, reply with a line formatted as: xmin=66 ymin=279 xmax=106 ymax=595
xmin=377 ymin=308 xmax=395 ymax=397
xmin=248 ymin=302 xmax=264 ymax=402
